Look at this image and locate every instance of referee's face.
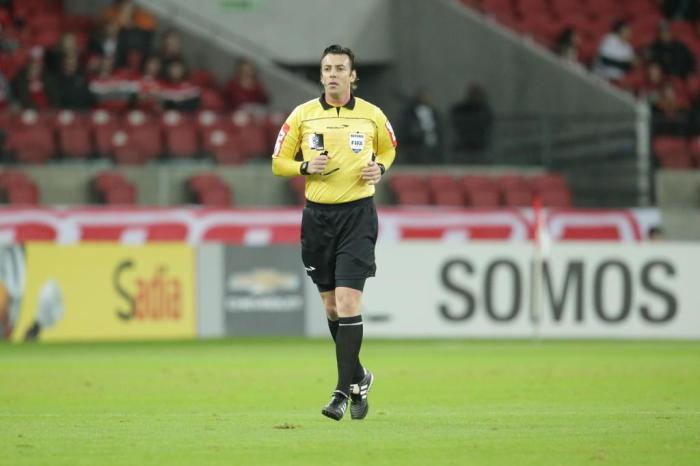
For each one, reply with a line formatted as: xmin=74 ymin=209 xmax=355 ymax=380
xmin=320 ymin=54 xmax=356 ymax=102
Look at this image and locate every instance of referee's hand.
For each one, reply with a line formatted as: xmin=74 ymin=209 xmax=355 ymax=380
xmin=361 ymin=160 xmax=382 ymax=185
xmin=307 ymin=153 xmax=329 ymax=174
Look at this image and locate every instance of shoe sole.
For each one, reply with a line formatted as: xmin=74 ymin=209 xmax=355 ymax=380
xmin=351 ymin=372 xmax=374 ymax=420
xmin=321 ymin=408 xmax=343 ymax=421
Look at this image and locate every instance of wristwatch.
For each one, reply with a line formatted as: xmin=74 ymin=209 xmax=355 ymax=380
xmin=300 ymin=161 xmax=310 ymax=175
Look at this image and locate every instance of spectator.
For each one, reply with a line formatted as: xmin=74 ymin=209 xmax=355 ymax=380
xmin=645 ymin=21 xmax=695 ymax=79
xmin=638 ymin=62 xmax=669 ymax=110
xmin=400 ymin=88 xmax=442 ymax=164
xmin=594 ymin=20 xmax=636 ymax=81
xmin=0 ymin=69 xmax=10 ymax=110
xmin=87 ymin=20 xmax=127 ymax=72
xmin=133 ymin=55 xmax=163 ymax=111
xmin=225 ymin=58 xmax=269 ymax=111
xmin=661 ymin=0 xmax=700 ymax=21
xmin=553 ymin=27 xmax=580 ymax=64
xmin=10 ymin=46 xmax=58 ymax=109
xmin=450 ymin=84 xmax=493 ymax=158
xmin=159 ymin=29 xmax=185 ymax=71
xmin=0 ymin=23 xmax=19 ymax=53
xmin=101 ymin=0 xmax=154 ymax=67
xmin=89 ymin=54 xmax=137 ymax=111
xmin=102 ymin=0 xmax=156 ymax=33
xmin=56 ymin=53 xmax=92 ymax=110
xmin=45 ymin=32 xmax=82 ymax=76
xmin=652 ymin=82 xmax=689 ymax=135
xmin=159 ymin=60 xmax=200 ymax=112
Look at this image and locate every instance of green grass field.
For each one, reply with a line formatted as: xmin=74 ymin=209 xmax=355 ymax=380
xmin=1 ymin=339 xmax=699 ymax=465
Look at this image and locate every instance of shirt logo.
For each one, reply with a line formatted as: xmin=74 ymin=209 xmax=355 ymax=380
xmin=272 ymin=123 xmax=289 ymax=157
xmin=309 ymin=133 xmax=325 ymax=150
xmin=349 ymin=132 xmax=365 ymax=154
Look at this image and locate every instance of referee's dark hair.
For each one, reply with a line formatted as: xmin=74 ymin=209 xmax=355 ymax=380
xmin=320 ymin=44 xmax=358 ymax=90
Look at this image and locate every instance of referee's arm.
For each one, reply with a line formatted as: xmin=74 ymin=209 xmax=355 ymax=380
xmin=374 ymin=112 xmax=397 ymax=174
xmin=272 ymin=111 xmax=303 ymax=177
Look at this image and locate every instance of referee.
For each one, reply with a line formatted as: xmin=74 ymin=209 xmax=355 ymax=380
xmin=272 ymin=44 xmax=397 ymax=421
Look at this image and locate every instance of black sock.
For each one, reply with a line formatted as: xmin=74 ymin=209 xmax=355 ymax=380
xmin=334 ymin=315 xmax=364 ymax=396
xmin=328 ymin=318 xmax=365 ymax=383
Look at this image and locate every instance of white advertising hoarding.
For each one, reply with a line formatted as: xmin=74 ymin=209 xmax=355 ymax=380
xmin=362 ymin=243 xmax=700 ymax=339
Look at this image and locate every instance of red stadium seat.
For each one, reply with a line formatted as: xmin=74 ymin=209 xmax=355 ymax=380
xmin=502 ymin=184 xmax=534 ymax=207
xmin=653 ymin=136 xmax=688 ymax=158
xmin=461 ymin=175 xmax=501 ymax=207
xmin=231 ymin=110 xmax=270 ymax=158
xmin=6 ymin=183 xmax=39 ymax=205
xmin=199 ymin=184 xmax=233 ymax=206
xmin=55 ymin=110 xmax=92 ymax=159
xmin=186 ymin=172 xmax=233 ymax=205
xmin=104 ymin=184 xmax=137 ymax=205
xmin=91 ymin=170 xmax=138 ymax=204
xmin=425 ymin=174 xmax=464 ymax=206
xmin=657 ymin=151 xmax=693 ymax=169
xmin=161 ymin=110 xmax=199 ymax=159
xmin=6 ymin=110 xmax=55 ymax=164
xmin=204 ymin=129 xmax=249 ymax=164
xmin=91 ymin=109 xmax=120 ymax=157
xmin=200 ymin=88 xmax=227 ymax=111
xmin=539 ymin=186 xmax=572 ymax=207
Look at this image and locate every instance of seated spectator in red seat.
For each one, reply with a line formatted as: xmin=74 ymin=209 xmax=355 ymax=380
xmin=653 ymin=83 xmax=690 ymax=136
xmin=638 ymin=63 xmax=667 ymax=105
xmin=0 ymin=22 xmax=20 ymax=53
xmin=45 ymin=32 xmax=82 ymax=75
xmin=160 ymin=60 xmax=200 ymax=112
xmin=56 ymin=53 xmax=93 ymax=110
xmin=89 ymin=54 xmax=137 ymax=111
xmin=225 ymin=58 xmax=268 ymax=110
xmin=644 ymin=21 xmax=695 ymax=79
xmin=594 ymin=20 xmax=636 ymax=81
xmin=10 ymin=46 xmax=58 ymax=109
xmin=158 ymin=29 xmax=186 ymax=71
xmin=0 ymin=70 xmax=10 ymax=110
xmin=553 ymin=27 xmax=581 ymax=66
xmin=87 ymin=20 xmax=128 ymax=73
xmin=661 ymin=0 xmax=700 ymax=21
xmin=133 ymin=54 xmax=162 ymax=111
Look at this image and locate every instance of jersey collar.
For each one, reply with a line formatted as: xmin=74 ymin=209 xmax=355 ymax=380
xmin=319 ymin=93 xmax=356 ymax=110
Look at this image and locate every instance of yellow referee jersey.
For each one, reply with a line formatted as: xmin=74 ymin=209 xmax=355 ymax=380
xmin=271 ymin=95 xmax=397 ymax=204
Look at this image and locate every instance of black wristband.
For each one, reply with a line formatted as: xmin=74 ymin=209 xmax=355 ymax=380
xmin=300 ymin=161 xmax=309 ymax=175
xmin=378 ymin=163 xmax=386 ymax=175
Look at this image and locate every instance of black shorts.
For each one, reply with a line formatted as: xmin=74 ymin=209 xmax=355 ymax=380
xmin=301 ymin=196 xmax=378 ymax=290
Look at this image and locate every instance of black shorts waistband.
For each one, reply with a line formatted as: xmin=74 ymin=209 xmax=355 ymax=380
xmin=305 ymin=196 xmax=374 ymax=211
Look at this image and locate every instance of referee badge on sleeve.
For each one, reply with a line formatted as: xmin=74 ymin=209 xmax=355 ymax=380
xmin=349 ymin=132 xmax=365 ymax=154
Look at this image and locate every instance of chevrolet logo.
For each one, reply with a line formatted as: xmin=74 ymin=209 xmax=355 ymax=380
xmin=228 ymin=268 xmax=300 ymax=295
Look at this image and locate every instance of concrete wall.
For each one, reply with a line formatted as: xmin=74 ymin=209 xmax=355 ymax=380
xmin=16 ymin=163 xmax=544 ymax=207
xmin=655 ymin=170 xmax=700 ymax=240
xmin=137 ymin=0 xmax=394 ymax=64
xmin=392 ymin=0 xmax=636 ymax=116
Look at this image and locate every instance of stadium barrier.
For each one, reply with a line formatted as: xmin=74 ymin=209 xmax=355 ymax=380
xmin=4 ymin=207 xmax=697 ymax=342
xmin=358 ymin=243 xmax=700 ymax=339
xmin=3 ymin=243 xmax=196 ymax=342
